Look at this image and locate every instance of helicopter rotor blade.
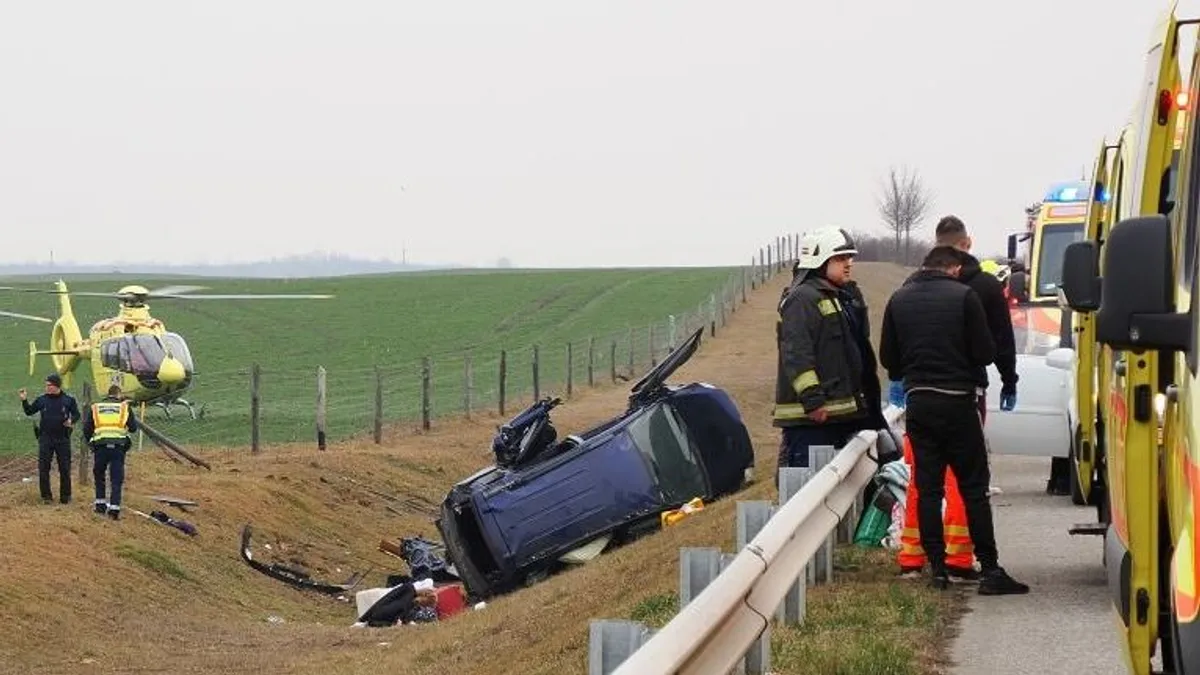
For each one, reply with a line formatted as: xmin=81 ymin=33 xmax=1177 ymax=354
xmin=146 ymin=293 xmax=333 ymax=300
xmin=0 ymin=286 xmax=119 ymax=298
xmin=147 ymin=285 xmax=209 ymax=296
xmin=0 ymin=285 xmax=331 ymax=300
xmin=0 ymin=310 xmax=53 ymax=323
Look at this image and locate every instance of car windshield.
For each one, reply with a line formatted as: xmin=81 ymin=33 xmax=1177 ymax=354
xmin=626 ymin=403 xmax=708 ymax=503
xmin=1035 ymin=223 xmax=1085 ymax=296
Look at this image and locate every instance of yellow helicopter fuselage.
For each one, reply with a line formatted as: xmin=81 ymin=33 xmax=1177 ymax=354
xmin=29 ymin=282 xmax=195 ymax=406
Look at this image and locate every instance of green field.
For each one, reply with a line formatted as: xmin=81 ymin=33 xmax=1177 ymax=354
xmin=0 ymin=267 xmax=747 ymax=456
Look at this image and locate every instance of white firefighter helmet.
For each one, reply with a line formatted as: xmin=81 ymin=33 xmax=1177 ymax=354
xmin=796 ymin=227 xmax=858 ymax=271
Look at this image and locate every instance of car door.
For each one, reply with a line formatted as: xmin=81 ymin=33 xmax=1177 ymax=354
xmin=477 ymin=423 xmax=662 ymax=571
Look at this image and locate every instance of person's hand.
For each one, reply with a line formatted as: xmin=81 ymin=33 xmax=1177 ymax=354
xmin=63 ymin=418 xmax=72 ymax=428
xmin=1000 ymin=384 xmax=1017 ymax=411
xmin=810 ymin=407 xmax=829 ymax=423
xmin=17 ymin=388 xmax=26 ymax=401
xmin=887 ymin=380 xmax=905 ymax=408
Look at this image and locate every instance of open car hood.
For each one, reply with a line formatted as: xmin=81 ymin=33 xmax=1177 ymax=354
xmin=628 ymin=327 xmax=703 ymax=406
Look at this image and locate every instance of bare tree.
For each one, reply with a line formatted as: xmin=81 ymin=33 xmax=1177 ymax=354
xmin=876 ymin=166 xmax=933 ymax=265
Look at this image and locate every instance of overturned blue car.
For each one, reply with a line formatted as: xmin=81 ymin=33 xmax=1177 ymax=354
xmin=436 ymin=328 xmax=755 ymax=599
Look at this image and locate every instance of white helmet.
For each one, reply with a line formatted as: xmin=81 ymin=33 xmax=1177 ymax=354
xmin=796 ymin=227 xmax=858 ymax=270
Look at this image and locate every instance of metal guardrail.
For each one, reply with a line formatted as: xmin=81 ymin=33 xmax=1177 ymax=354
xmin=589 ymin=404 xmax=906 ymax=674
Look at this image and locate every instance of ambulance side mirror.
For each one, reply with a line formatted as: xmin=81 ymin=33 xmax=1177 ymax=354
xmin=1095 ymin=215 xmax=1191 ymax=351
xmin=1060 ymin=241 xmax=1101 ymax=313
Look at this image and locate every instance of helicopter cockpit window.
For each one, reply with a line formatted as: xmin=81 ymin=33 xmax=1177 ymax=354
xmin=101 ymin=341 xmax=125 ymax=370
xmin=126 ymin=335 xmax=166 ymax=375
xmin=161 ymin=333 xmax=194 ymax=372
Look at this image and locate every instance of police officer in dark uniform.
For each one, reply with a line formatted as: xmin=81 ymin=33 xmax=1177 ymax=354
xmin=82 ymin=385 xmax=139 ymax=519
xmin=19 ymin=373 xmax=81 ymax=504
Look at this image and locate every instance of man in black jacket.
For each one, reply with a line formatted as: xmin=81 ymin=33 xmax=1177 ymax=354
xmin=934 ymin=216 xmax=1018 ymax=415
xmin=19 ymin=373 xmax=81 ymax=504
xmin=879 ymin=246 xmax=1028 ymax=595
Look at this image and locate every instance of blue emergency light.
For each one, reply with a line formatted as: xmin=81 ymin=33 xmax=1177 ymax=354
xmin=1043 ymin=180 xmax=1091 ymax=203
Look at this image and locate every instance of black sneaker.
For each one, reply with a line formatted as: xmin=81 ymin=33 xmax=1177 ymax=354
xmin=930 ymin=567 xmax=950 ymax=590
xmin=94 ymin=502 xmax=107 ymax=515
xmin=947 ymin=565 xmax=981 ymax=583
xmin=978 ymin=567 xmax=1029 ymax=595
xmin=107 ymin=508 xmax=120 ymax=521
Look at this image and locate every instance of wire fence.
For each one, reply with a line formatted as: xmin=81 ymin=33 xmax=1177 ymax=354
xmin=0 ymin=234 xmax=800 ymax=482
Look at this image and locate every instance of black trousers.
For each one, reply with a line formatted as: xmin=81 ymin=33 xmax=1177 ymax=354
xmin=906 ymin=390 xmax=999 ymax=571
xmin=92 ymin=442 xmax=130 ymax=507
xmin=37 ymin=436 xmax=72 ymax=503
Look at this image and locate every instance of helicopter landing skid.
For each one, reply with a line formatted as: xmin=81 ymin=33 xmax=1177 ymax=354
xmin=153 ymin=398 xmax=206 ymax=421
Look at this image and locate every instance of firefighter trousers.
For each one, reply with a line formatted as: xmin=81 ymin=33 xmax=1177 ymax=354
xmin=905 ymin=390 xmax=999 ymax=571
xmin=898 ymin=430 xmax=975 ymax=571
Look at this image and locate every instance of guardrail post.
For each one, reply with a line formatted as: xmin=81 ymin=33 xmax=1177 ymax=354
xmin=839 ymin=478 xmax=864 ymax=544
xmin=777 ymin=467 xmax=813 ymax=626
xmin=736 ymin=502 xmax=774 ymax=675
xmin=809 ymin=445 xmax=837 ymax=585
xmin=589 ymin=620 xmax=656 ymax=675
xmin=680 ymin=547 xmax=722 ymax=606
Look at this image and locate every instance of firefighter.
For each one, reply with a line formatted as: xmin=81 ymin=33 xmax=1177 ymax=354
xmin=82 ymin=385 xmax=139 ymax=520
xmin=19 ymin=373 xmax=81 ymax=504
xmin=879 ymin=246 xmax=1028 ymax=594
xmin=774 ymin=227 xmax=882 ymax=482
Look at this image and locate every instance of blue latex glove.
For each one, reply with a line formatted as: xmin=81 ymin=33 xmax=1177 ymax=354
xmin=1000 ymin=385 xmax=1017 ymax=411
xmin=887 ymin=380 xmax=905 ymax=408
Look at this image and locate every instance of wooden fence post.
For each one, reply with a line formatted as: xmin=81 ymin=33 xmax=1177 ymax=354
xmin=709 ymin=294 xmax=717 ymax=337
xmin=649 ymin=324 xmax=656 ymax=366
xmin=316 ymin=366 xmax=327 ymax=450
xmin=421 ymin=357 xmax=431 ymax=431
xmin=78 ymin=381 xmax=93 ymax=483
xmin=566 ymin=342 xmax=574 ymax=398
xmin=499 ymin=349 xmax=507 ymax=416
xmin=373 ymin=366 xmax=383 ymax=444
xmin=251 ymin=364 xmax=261 ymax=453
xmin=588 ymin=336 xmax=595 ymax=387
xmin=627 ymin=327 xmax=635 ymax=377
xmin=533 ymin=345 xmax=540 ymax=401
xmin=463 ymin=354 xmax=473 ymax=419
xmin=610 ymin=339 xmax=617 ymax=383
xmin=743 ymin=266 xmax=749 ymax=301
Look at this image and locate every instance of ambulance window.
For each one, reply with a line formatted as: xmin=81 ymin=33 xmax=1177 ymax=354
xmin=1185 ymin=109 xmax=1200 ymax=374
xmin=1162 ymin=151 xmax=1179 ymax=217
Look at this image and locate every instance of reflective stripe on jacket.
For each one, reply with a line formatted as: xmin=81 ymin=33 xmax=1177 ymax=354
xmin=773 ymin=275 xmax=867 ymax=427
xmin=91 ymin=401 xmax=131 ymax=442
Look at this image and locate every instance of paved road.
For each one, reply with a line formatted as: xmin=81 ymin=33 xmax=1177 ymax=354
xmin=949 ymin=455 xmax=1129 ymax=675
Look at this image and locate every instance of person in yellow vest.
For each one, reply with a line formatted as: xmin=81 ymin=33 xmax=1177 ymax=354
xmin=82 ymin=385 xmax=139 ymax=520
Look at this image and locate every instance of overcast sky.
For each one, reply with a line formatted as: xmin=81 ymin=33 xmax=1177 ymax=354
xmin=0 ymin=1 xmax=1191 ymax=268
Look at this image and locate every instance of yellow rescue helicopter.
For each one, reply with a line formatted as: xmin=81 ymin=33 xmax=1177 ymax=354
xmin=0 ymin=281 xmax=331 ymax=419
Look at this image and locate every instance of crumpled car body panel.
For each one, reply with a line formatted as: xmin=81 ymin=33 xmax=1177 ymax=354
xmin=436 ymin=328 xmax=754 ymax=599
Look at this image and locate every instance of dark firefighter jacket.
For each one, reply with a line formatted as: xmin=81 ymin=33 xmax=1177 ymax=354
xmin=774 ymin=275 xmax=869 ymax=427
xmin=879 ymin=269 xmax=996 ymax=394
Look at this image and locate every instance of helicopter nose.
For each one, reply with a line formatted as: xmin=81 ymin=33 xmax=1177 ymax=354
xmin=158 ymin=357 xmax=187 ymax=384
